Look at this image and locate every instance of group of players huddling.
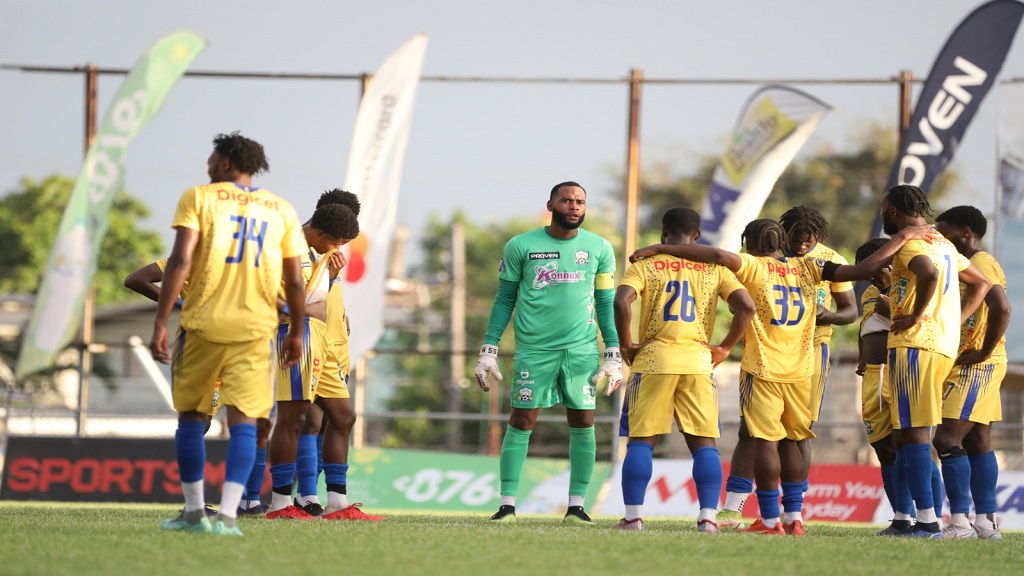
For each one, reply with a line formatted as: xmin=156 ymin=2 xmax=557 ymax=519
xmin=138 ymin=133 xmax=1008 ymax=539
xmin=475 ymin=181 xmax=1009 ymax=539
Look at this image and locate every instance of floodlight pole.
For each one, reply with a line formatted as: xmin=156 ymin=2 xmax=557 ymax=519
xmin=76 ymin=64 xmax=98 ymax=438
xmin=898 ymin=69 xmax=913 ymax=137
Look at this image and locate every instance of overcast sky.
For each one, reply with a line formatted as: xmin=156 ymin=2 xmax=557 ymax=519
xmin=3 ymin=0 xmax=1023 ymax=266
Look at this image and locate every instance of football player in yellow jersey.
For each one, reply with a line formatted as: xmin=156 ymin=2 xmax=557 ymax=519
xmin=933 ymin=206 xmax=1011 ymax=539
xmin=878 ymin=185 xmax=992 ymax=538
xmin=631 ymin=218 xmax=936 ymax=535
xmin=151 ymin=132 xmax=308 ymax=537
xmin=292 ymin=189 xmax=383 ymax=521
xmin=265 ymin=203 xmax=360 ymax=520
xmin=613 ymin=207 xmax=755 ymax=533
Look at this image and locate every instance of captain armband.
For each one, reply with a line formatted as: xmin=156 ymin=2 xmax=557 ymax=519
xmin=820 ymin=261 xmax=841 ymax=282
xmin=595 ymin=272 xmax=615 ymax=291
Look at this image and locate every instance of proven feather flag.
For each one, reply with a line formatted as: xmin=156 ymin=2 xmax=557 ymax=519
xmin=16 ymin=31 xmax=206 ymax=379
xmin=342 ymin=34 xmax=428 ymax=363
xmin=698 ymin=85 xmax=832 ymax=253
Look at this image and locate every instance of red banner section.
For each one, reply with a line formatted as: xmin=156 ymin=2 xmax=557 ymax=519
xmin=728 ymin=463 xmax=886 ymax=523
xmin=0 ymin=436 xmax=270 ymax=502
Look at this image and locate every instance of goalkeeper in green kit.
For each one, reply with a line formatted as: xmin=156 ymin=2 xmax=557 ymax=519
xmin=475 ymin=181 xmax=622 ymax=523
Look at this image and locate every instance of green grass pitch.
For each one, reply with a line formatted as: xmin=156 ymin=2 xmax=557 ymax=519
xmin=2 ymin=503 xmax=1022 ymax=576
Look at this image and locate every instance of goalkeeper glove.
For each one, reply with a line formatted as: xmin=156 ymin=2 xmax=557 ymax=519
xmin=474 ymin=344 xmax=502 ymax=391
xmin=591 ymin=347 xmax=622 ymax=396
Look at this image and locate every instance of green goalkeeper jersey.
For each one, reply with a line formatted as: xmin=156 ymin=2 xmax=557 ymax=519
xmin=498 ymin=227 xmax=616 ymax=350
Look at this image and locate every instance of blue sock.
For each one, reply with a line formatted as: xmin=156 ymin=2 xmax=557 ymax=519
xmin=725 ymin=475 xmax=754 ymax=494
xmin=969 ymin=451 xmax=999 ymax=514
xmin=316 ymin=432 xmax=325 ymax=477
xmin=692 ymin=446 xmax=722 ymax=510
xmin=880 ymin=463 xmax=896 ymax=510
xmin=904 ymin=443 xmax=935 ymax=513
xmin=324 ymin=463 xmax=349 ymax=489
xmin=930 ymin=459 xmax=945 ymax=515
xmin=270 ymin=462 xmax=297 ymax=493
xmin=755 ymin=489 xmax=781 ymax=520
xmin=175 ymin=420 xmax=207 ymax=483
xmin=801 ymin=479 xmax=809 ymax=493
xmin=244 ymin=448 xmax=267 ymax=499
xmin=296 ymin=434 xmax=319 ymax=498
xmin=225 ymin=424 xmax=257 ymax=485
xmin=940 ymin=454 xmax=970 ymax=515
xmin=621 ymin=442 xmax=654 ymax=505
xmin=893 ymin=447 xmax=915 ymax=515
xmin=781 ymin=481 xmax=804 ymax=513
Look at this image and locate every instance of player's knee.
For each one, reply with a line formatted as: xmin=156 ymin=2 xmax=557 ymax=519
xmin=871 ymin=437 xmax=896 ymax=465
xmin=962 ymin=432 xmax=990 ymax=456
xmin=935 ymin=442 xmax=967 ymax=460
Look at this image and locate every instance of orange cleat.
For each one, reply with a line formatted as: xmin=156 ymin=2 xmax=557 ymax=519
xmin=739 ymin=518 xmax=786 ymax=535
xmin=322 ymin=503 xmax=385 ymax=521
xmin=265 ymin=505 xmax=318 ymax=520
xmin=783 ymin=520 xmax=806 ymax=536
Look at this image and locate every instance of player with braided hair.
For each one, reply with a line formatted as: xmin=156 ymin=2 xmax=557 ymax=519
xmin=631 ymin=217 xmax=937 ymax=535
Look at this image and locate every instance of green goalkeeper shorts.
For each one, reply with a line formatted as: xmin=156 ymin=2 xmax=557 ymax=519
xmin=510 ymin=343 xmax=599 ymax=410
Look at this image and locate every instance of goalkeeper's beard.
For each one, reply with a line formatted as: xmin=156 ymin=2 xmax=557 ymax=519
xmin=552 ymin=210 xmax=585 ymax=230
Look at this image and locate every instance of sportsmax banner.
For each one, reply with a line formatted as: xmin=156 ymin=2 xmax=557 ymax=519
xmin=697 ymin=85 xmax=831 ymax=253
xmin=342 ymin=34 xmax=428 ymax=364
xmin=871 ymin=0 xmax=1024 ymax=236
xmin=16 ymin=31 xmax=206 ymax=379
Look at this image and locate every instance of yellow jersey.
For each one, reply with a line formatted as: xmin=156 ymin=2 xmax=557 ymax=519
xmin=959 ymin=251 xmax=1007 ymax=364
xmin=619 ymin=255 xmax=744 ymax=374
xmin=733 ymin=253 xmax=826 ymax=382
xmin=860 ymin=284 xmax=881 ymax=330
xmin=887 ymin=238 xmax=970 ymax=358
xmin=801 ymin=243 xmax=854 ymax=346
xmin=172 ymin=182 xmax=306 ymax=343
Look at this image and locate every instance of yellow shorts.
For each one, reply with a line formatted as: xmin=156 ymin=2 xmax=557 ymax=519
xmin=941 ymin=362 xmax=1005 ymax=424
xmin=619 ymin=373 xmax=719 ymax=438
xmin=888 ymin=347 xmax=955 ymax=430
xmin=738 ymin=370 xmax=815 ymax=442
xmin=861 ymin=364 xmax=892 ymax=444
xmin=809 ymin=343 xmax=831 ymax=423
xmin=171 ymin=328 xmax=275 ymax=419
xmin=316 ymin=342 xmax=351 ymax=400
xmin=275 ymin=317 xmax=328 ymax=402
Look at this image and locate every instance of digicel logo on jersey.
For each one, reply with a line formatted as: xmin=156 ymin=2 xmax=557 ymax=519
xmin=345 ymin=233 xmax=369 ymax=282
xmin=215 ymin=188 xmax=280 ymax=210
xmin=767 ymin=261 xmax=802 ymax=277
xmin=652 ymin=259 xmax=707 ymax=272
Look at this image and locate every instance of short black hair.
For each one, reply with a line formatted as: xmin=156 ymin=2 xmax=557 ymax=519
xmin=741 ymin=218 xmax=785 ymax=255
xmin=855 ymin=238 xmax=890 ymax=264
xmin=935 ymin=205 xmax=987 ymax=239
xmin=779 ymin=205 xmax=830 ymax=243
xmin=317 ymin=188 xmax=361 ymax=216
xmin=662 ymin=207 xmax=700 ymax=237
xmin=884 ymin=184 xmax=932 ymax=218
xmin=310 ymin=204 xmax=360 ymax=240
xmin=549 ymin=181 xmax=586 ymax=199
xmin=212 ymin=131 xmax=269 ymax=176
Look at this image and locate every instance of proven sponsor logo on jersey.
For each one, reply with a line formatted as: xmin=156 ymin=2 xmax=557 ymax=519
xmin=532 ymin=262 xmax=586 ymax=289
xmin=529 ymin=252 xmax=560 ymax=260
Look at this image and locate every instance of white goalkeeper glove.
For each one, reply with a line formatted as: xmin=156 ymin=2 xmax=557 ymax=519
xmin=474 ymin=344 xmax=502 ymax=391
xmin=592 ymin=347 xmax=623 ymax=396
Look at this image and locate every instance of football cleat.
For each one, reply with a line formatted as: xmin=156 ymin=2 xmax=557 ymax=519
xmin=265 ymin=505 xmax=318 ymax=520
xmin=907 ymin=521 xmax=943 ymax=539
xmin=563 ymin=506 xmax=595 ymax=525
xmin=940 ymin=524 xmax=977 ymax=539
xmin=696 ymin=519 xmax=719 ymax=534
xmin=715 ymin=509 xmax=747 ymax=530
xmin=160 ymin=510 xmax=212 ymax=533
xmin=783 ymin=520 xmax=806 ymax=536
xmin=738 ymin=518 xmax=786 ymax=535
xmin=322 ymin=503 xmax=384 ymax=521
xmin=615 ymin=517 xmax=644 ymax=531
xmin=877 ymin=519 xmax=915 ymax=536
xmin=489 ymin=505 xmax=517 ymax=523
xmin=295 ymin=499 xmax=324 ymax=517
xmin=237 ymin=502 xmax=268 ymax=517
xmin=973 ymin=524 xmax=1003 ymax=540
xmin=211 ymin=515 xmax=244 ymax=537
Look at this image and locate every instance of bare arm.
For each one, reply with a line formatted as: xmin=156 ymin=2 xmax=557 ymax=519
xmin=629 ymin=243 xmax=742 ymax=273
xmin=614 ymin=285 xmax=639 ymax=366
xmin=280 ymin=255 xmax=307 ymax=368
xmin=817 ymin=289 xmax=857 ymax=326
xmin=149 ymin=228 xmax=198 ymax=363
xmin=830 ymin=225 xmax=937 ymax=283
xmin=706 ymin=289 xmax=754 ymax=365
xmin=125 ymin=262 xmax=164 ymax=302
xmin=890 ymin=254 xmax=939 ymax=334
xmin=958 ymin=283 xmax=1010 ymax=365
xmin=957 ymin=263 xmax=992 ymax=326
